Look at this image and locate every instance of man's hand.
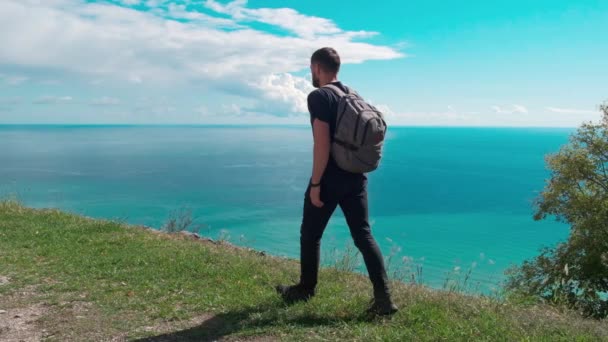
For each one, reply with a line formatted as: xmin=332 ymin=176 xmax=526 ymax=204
xmin=310 ymin=186 xmax=324 ymax=208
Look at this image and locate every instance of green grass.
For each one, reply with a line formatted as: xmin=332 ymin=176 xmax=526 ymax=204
xmin=0 ymin=200 xmax=606 ymax=341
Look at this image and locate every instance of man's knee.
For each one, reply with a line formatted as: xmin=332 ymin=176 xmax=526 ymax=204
xmin=300 ymin=226 xmax=323 ymax=244
xmin=351 ymin=227 xmax=373 ymax=248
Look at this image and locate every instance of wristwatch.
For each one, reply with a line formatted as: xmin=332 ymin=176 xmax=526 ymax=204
xmin=310 ymin=181 xmax=321 ymax=188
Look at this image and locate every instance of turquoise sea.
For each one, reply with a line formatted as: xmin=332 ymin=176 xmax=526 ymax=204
xmin=0 ymin=125 xmax=573 ymax=292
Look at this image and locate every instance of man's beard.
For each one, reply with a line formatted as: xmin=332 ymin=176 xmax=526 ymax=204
xmin=312 ymin=75 xmax=320 ymax=88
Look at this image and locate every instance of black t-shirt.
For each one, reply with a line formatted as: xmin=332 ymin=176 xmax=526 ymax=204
xmin=307 ymin=81 xmax=349 ymax=139
xmin=307 ymin=81 xmax=362 ymax=177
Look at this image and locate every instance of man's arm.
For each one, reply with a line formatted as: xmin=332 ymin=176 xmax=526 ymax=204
xmin=311 ymin=118 xmax=331 ymax=185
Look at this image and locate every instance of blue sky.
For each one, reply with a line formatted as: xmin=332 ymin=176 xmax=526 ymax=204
xmin=0 ymin=0 xmax=606 ymax=126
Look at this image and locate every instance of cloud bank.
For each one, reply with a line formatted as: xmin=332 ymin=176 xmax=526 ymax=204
xmin=0 ymin=0 xmax=404 ymax=117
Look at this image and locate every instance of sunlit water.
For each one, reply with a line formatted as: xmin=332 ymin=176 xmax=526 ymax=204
xmin=0 ymin=125 xmax=573 ymax=292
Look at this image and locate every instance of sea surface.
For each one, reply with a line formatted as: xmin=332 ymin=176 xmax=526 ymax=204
xmin=0 ymin=125 xmax=573 ymax=292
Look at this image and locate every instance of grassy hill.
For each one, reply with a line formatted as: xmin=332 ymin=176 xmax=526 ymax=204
xmin=0 ymin=200 xmax=606 ymax=341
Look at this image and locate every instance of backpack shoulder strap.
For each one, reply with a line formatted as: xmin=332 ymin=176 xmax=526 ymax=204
xmin=322 ymin=84 xmax=348 ymax=97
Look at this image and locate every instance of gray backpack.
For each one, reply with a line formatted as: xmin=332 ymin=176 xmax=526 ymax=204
xmin=323 ymin=84 xmax=387 ymax=174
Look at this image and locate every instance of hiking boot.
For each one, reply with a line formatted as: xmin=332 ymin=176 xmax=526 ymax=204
xmin=275 ymin=284 xmax=315 ymax=303
xmin=366 ymin=296 xmax=398 ymax=316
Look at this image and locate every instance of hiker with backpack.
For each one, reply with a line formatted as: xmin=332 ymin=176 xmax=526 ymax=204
xmin=276 ymin=47 xmax=398 ymax=316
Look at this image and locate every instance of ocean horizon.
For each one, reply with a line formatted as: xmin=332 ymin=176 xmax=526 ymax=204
xmin=0 ymin=125 xmax=574 ymax=293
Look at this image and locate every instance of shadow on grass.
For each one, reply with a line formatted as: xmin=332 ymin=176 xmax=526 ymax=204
xmin=134 ymin=300 xmax=379 ymax=342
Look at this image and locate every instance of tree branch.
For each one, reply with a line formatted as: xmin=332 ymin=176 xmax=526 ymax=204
xmin=586 ymin=175 xmax=608 ymax=194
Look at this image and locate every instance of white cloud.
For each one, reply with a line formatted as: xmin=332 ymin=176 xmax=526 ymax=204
xmin=375 ymin=104 xmax=601 ymax=127
xmin=204 ymin=0 xmax=358 ymax=39
xmin=128 ymin=96 xmax=182 ymax=121
xmin=388 ymin=111 xmax=473 ymax=125
xmin=198 ymin=103 xmax=308 ymax=125
xmin=120 ymin=0 xmax=141 ymax=5
xmin=374 ymin=104 xmax=396 ymax=117
xmin=374 ymin=104 xmax=473 ymax=126
xmin=197 ymin=105 xmax=212 ymax=117
xmin=91 ymin=96 xmax=121 ymax=106
xmin=513 ymin=105 xmax=528 ymax=114
xmin=33 ymin=96 xmax=73 ymax=104
xmin=203 ymin=0 xmax=245 ymax=14
xmin=165 ymin=3 xmax=239 ymax=27
xmin=221 ymin=103 xmax=244 ymax=116
xmin=145 ymin=0 xmax=165 ymax=7
xmin=248 ymin=73 xmax=314 ymax=115
xmin=491 ymin=104 xmax=528 ymax=114
xmin=209 ymin=73 xmax=314 ymax=117
xmin=0 ymin=0 xmax=403 ymax=116
xmin=546 ymin=107 xmax=599 ymax=115
xmin=0 ymin=73 xmax=28 ymax=85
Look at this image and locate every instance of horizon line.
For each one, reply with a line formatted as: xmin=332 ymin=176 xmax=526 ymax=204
xmin=0 ymin=123 xmax=579 ymax=129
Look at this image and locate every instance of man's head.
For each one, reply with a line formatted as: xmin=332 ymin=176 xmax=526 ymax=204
xmin=310 ymin=47 xmax=340 ymax=88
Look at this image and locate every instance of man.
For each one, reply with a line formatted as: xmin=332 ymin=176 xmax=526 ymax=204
xmin=276 ymin=47 xmax=398 ymax=316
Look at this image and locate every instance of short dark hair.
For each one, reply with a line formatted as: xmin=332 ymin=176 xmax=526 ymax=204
xmin=311 ymin=47 xmax=341 ymax=74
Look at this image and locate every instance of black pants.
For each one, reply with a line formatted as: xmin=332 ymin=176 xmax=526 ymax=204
xmin=299 ymin=171 xmax=391 ymax=297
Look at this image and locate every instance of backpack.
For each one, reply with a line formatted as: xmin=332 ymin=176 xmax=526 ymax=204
xmin=323 ymin=84 xmax=387 ymax=174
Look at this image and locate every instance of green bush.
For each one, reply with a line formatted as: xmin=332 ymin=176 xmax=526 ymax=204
xmin=506 ymin=103 xmax=608 ymax=318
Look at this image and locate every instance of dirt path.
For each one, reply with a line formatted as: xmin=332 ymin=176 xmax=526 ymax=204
xmin=0 ymin=276 xmax=47 ymax=342
xmin=1 ymin=275 xmax=275 ymax=342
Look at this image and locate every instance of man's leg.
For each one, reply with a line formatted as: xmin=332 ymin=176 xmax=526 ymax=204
xmin=277 ymin=184 xmax=337 ymax=303
xmin=339 ymin=178 xmax=391 ymax=299
xmin=299 ymin=185 xmax=338 ymax=291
